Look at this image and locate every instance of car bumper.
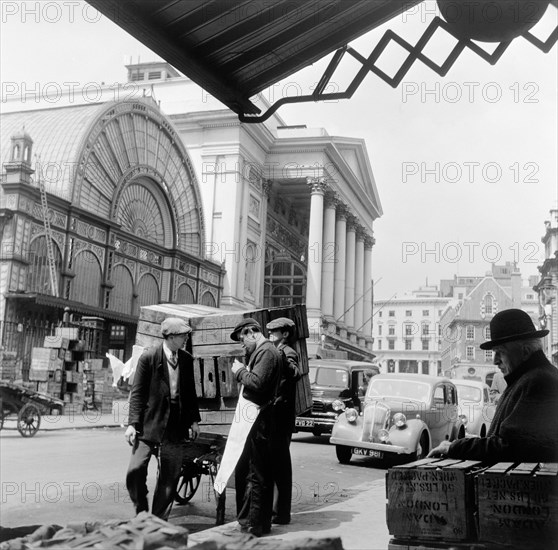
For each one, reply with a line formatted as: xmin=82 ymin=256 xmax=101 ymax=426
xmin=294 ymin=416 xmax=337 ymax=433
xmin=329 ymin=436 xmax=411 ymax=455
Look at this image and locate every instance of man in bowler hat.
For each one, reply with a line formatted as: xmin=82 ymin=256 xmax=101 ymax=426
xmin=230 ymin=318 xmax=282 ymax=536
xmin=266 ymin=317 xmax=302 ymax=525
xmin=125 ymin=317 xmax=200 ymax=520
xmin=429 ymin=308 xmax=558 ymax=462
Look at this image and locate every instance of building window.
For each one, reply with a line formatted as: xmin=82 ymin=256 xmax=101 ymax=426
xmin=264 ymin=259 xmax=306 ymax=307
xmin=422 ymin=310 xmax=429 ymax=316
xmin=378 ymin=311 xmax=382 ymax=317
xmin=466 ymin=346 xmax=475 ymax=360
xmin=130 ymin=71 xmax=144 ymax=81
xmin=466 ymin=325 xmax=475 ymax=340
xmin=405 ymin=324 xmax=413 ymax=336
xmin=406 ymin=310 xmax=412 ymax=317
xmin=27 ymin=236 xmax=63 ymax=296
xmin=484 ymin=326 xmax=491 ymax=339
xmin=388 ymin=340 xmax=395 ymax=350
xmin=148 ymin=71 xmax=162 ymax=80
xmin=438 ymin=310 xmax=443 ymax=316
xmin=526 ymin=293 xmax=534 ymax=299
xmin=377 ymin=340 xmax=382 ymax=350
xmin=422 ymin=324 xmax=430 ymax=337
xmin=422 ymin=361 xmax=429 ymax=374
xmin=389 ymin=310 xmax=395 ymax=317
xmin=485 ymin=294 xmax=494 ymax=314
xmin=485 ymin=350 xmax=493 ymax=362
xmin=388 ymin=326 xmax=395 ymax=336
xmin=422 ymin=340 xmax=429 ymax=350
xmin=378 ymin=325 xmax=382 ymax=336
xmin=201 ymin=291 xmax=216 ymax=307
xmin=405 ymin=339 xmax=412 ymax=350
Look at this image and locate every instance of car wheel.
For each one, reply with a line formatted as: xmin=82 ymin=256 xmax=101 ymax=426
xmin=414 ymin=432 xmax=429 ymax=460
xmin=335 ymin=445 xmax=352 ymax=464
xmin=312 ymin=430 xmax=322 ymax=437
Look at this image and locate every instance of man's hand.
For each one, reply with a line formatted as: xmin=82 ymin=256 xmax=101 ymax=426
xmin=125 ymin=425 xmax=137 ymax=446
xmin=231 ymin=359 xmax=244 ymax=375
xmin=190 ymin=421 xmax=200 ymax=440
xmin=427 ymin=440 xmax=451 ymax=458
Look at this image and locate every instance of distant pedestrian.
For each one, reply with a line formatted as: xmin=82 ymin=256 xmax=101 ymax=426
xmin=125 ymin=317 xmax=200 ymax=520
xmin=428 ymin=309 xmax=558 ymax=462
xmin=230 ymin=318 xmax=282 ymax=537
xmin=266 ymin=317 xmax=302 ymax=525
xmin=489 ymin=370 xmax=507 ymax=403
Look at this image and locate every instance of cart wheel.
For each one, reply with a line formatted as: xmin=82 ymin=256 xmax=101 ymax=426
xmin=0 ymin=413 xmax=4 ymax=431
xmin=17 ymin=403 xmax=41 ymax=437
xmin=175 ymin=472 xmax=202 ymax=504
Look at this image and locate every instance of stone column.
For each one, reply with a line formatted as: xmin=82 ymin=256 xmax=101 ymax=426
xmin=354 ymin=228 xmax=365 ymax=340
xmin=258 ymin=180 xmax=272 ymax=306
xmin=363 ymin=236 xmax=374 ymax=342
xmin=333 ymin=204 xmax=347 ymax=326
xmin=305 ymin=177 xmax=326 ymax=321
xmin=344 ymin=215 xmax=357 ymax=331
xmin=321 ymin=191 xmax=337 ymax=320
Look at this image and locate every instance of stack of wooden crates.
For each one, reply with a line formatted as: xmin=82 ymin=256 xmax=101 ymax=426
xmin=386 ymin=458 xmax=558 ymax=549
xmin=0 ymin=351 xmax=18 ymax=380
xmin=136 ymin=303 xmax=312 ymax=414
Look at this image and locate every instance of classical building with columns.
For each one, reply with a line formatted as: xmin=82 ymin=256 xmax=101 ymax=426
xmin=1 ymin=62 xmax=382 ymax=371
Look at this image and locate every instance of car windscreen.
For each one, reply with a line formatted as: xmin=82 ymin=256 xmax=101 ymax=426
xmin=456 ymin=385 xmax=482 ymax=403
xmin=367 ymin=379 xmax=430 ymax=402
xmin=313 ymin=367 xmax=350 ymax=388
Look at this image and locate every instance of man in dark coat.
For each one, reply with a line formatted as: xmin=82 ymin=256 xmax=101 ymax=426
xmin=125 ymin=317 xmax=200 ymax=520
xmin=429 ymin=308 xmax=558 ymax=462
xmin=230 ymin=318 xmax=282 ymax=537
xmin=266 ymin=317 xmax=302 ymax=525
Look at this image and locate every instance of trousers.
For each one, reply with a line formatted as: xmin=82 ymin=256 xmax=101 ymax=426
xmin=271 ymin=430 xmax=293 ymax=521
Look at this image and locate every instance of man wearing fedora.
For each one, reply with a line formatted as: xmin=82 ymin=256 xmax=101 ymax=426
xmin=429 ymin=308 xmax=558 ymax=462
xmin=125 ymin=317 xmax=201 ymax=520
xmin=266 ymin=317 xmax=302 ymax=526
xmin=230 ymin=318 xmax=282 ymax=537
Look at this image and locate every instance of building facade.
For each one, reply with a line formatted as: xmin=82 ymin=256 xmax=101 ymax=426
xmin=372 ymin=285 xmax=450 ymax=376
xmin=0 ymin=62 xmax=382 ymax=375
xmin=534 ymin=209 xmax=558 ymax=366
xmin=440 ymin=263 xmax=540 ymax=385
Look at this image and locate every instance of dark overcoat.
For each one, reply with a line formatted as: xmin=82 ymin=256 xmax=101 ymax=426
xmin=128 ymin=344 xmax=201 ymax=443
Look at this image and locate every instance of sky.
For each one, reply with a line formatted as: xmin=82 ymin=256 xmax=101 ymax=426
xmin=1 ymin=1 xmax=557 ymax=301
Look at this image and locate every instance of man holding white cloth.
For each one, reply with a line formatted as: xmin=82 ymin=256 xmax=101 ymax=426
xmin=228 ymin=318 xmax=282 ymax=537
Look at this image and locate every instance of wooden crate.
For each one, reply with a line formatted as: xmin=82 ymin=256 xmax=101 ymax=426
xmin=476 ymin=462 xmax=558 ymax=548
xmin=136 ymin=303 xmax=312 ymax=413
xmin=386 ymin=458 xmax=484 ymax=542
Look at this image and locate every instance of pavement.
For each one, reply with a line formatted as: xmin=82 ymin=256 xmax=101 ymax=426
xmin=33 ymin=401 xmax=393 ymax=550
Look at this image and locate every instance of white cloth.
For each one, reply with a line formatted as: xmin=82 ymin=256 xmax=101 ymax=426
xmin=163 ymin=342 xmax=179 ymax=400
xmin=213 ymin=389 xmax=260 ymax=494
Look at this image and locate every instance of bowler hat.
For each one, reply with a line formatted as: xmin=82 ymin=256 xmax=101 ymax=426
xmin=266 ymin=317 xmax=296 ymax=332
xmin=161 ymin=317 xmax=192 ymax=337
xmin=479 ymin=309 xmax=548 ymax=350
xmin=230 ymin=318 xmax=262 ymax=342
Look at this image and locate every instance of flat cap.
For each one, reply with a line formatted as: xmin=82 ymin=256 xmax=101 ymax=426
xmin=161 ymin=317 xmax=192 ymax=336
xmin=266 ymin=317 xmax=296 ymax=332
xmin=230 ymin=318 xmax=262 ymax=342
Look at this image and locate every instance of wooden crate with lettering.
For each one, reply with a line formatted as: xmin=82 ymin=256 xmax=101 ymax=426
xmin=476 ymin=462 xmax=558 ymax=549
xmin=386 ymin=458 xmax=484 ymax=542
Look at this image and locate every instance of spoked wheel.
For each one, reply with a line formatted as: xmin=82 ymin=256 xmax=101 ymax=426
xmin=175 ymin=467 xmax=202 ymax=505
xmin=17 ymin=403 xmax=41 ymax=437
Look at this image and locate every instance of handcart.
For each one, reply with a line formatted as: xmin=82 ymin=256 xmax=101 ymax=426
xmin=174 ymin=431 xmax=228 ymax=524
xmin=0 ymin=380 xmax=64 ymax=437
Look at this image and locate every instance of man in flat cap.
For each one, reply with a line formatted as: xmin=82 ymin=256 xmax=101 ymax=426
xmin=266 ymin=317 xmax=302 ymax=525
xmin=429 ymin=308 xmax=558 ymax=462
xmin=125 ymin=317 xmax=200 ymax=520
xmin=229 ymin=317 xmax=282 ymax=536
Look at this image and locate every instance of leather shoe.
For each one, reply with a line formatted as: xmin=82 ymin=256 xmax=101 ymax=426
xmin=240 ymin=525 xmax=271 ymax=537
xmin=272 ymin=515 xmax=290 ymax=525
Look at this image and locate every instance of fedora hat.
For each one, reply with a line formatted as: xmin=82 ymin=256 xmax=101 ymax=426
xmin=480 ymin=308 xmax=548 ymax=350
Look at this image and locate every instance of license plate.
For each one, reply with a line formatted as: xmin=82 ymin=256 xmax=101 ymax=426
xmin=352 ymin=447 xmax=383 ymax=459
xmin=295 ymin=418 xmax=315 ymax=427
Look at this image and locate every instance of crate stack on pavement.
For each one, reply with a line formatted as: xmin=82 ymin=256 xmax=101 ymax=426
xmin=0 ymin=351 xmax=18 ymax=381
xmin=386 ymin=458 xmax=558 ymax=550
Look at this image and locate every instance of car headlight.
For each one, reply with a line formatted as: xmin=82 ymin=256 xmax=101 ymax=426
xmin=332 ymin=400 xmax=346 ymax=412
xmin=378 ymin=429 xmax=390 ymax=443
xmin=393 ymin=412 xmax=407 ymax=428
xmin=345 ymin=408 xmax=358 ymax=423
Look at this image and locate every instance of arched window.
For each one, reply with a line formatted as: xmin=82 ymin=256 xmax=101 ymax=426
xmin=27 ymin=236 xmax=62 ymax=296
xmin=12 ymin=144 xmax=20 ymax=161
xmin=201 ymin=291 xmax=216 ymax=307
xmin=108 ymin=265 xmax=134 ymax=315
xmin=70 ymin=250 xmax=102 ymax=306
xmin=263 ymin=259 xmax=305 ymax=308
xmin=135 ymin=274 xmax=160 ymax=315
xmin=485 ymin=295 xmax=493 ymax=314
xmin=177 ymin=284 xmax=195 ymax=304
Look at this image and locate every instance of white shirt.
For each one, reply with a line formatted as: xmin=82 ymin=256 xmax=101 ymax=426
xmin=163 ymin=342 xmax=180 ymax=400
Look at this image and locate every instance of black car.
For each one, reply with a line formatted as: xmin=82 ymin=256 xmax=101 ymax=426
xmin=294 ymin=359 xmax=380 ymax=437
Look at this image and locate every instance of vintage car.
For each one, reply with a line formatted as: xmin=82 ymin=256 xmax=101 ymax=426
xmin=330 ymin=373 xmax=466 ymax=464
xmin=294 ymin=359 xmax=379 ymax=437
xmin=453 ymin=379 xmax=496 ymax=438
